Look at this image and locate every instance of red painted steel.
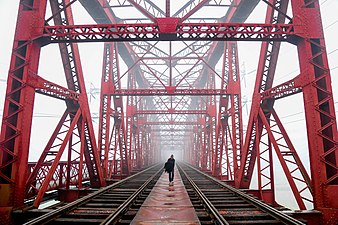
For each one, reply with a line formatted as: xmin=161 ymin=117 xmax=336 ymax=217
xmin=236 ymin=0 xmax=290 ymax=206
xmin=102 ymin=87 xmax=228 ymax=96
xmin=290 ymin=0 xmax=338 ymax=222
xmin=0 ymin=0 xmax=105 ymax=214
xmin=135 ymin=109 xmax=208 ymax=115
xmin=0 ymin=0 xmax=337 ymax=224
xmin=26 ymin=74 xmax=80 ymax=101
xmin=260 ymin=77 xmax=302 ymax=101
xmin=51 ymin=0 xmax=105 ymax=188
xmin=0 ymin=2 xmax=48 ymax=222
xmin=27 ymin=161 xmax=90 ymax=196
xmin=213 ymin=41 xmax=243 ymax=180
xmin=260 ymin=108 xmax=312 ymax=209
xmin=48 ymin=0 xmax=105 ymax=195
xmin=98 ymin=42 xmax=130 ymax=178
xmin=98 ymin=43 xmax=114 ymax=178
xmin=43 ymin=22 xmax=294 ymax=42
xmin=178 ymin=0 xmax=210 ymax=22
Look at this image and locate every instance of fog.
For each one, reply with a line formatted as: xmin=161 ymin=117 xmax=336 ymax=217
xmin=0 ymin=0 xmax=337 ymax=211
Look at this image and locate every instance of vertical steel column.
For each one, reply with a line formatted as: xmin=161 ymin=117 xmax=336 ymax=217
xmin=291 ymin=0 xmax=338 ymax=222
xmin=195 ymin=125 xmax=202 ymax=168
xmin=214 ymin=41 xmax=243 ymax=180
xmin=98 ymin=42 xmax=130 ymax=178
xmin=207 ymin=71 xmax=217 ymax=172
xmin=143 ymin=126 xmax=150 ymax=166
xmin=134 ymin=99 xmax=145 ymax=170
xmin=214 ymin=40 xmax=230 ymax=177
xmin=0 ymin=0 xmax=47 ymax=221
xmin=228 ymin=42 xmax=243 ymax=178
xmin=98 ymin=43 xmax=115 ymax=177
xmin=200 ymin=113 xmax=208 ymax=170
xmin=126 ymin=70 xmax=137 ymax=171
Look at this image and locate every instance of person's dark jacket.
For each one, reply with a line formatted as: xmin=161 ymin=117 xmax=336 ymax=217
xmin=164 ymin=158 xmax=175 ymax=172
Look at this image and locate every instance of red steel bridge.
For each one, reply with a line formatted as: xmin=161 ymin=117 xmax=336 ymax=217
xmin=0 ymin=0 xmax=337 ymax=224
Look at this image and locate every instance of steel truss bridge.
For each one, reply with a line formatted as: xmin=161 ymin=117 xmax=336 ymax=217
xmin=0 ymin=0 xmax=337 ymax=224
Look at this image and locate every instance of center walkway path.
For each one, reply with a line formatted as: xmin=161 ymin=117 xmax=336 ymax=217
xmin=130 ymin=168 xmax=201 ymax=224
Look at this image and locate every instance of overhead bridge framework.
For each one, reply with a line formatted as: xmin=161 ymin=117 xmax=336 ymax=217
xmin=42 ymin=22 xmax=295 ymax=42
xmin=0 ymin=0 xmax=337 ymax=224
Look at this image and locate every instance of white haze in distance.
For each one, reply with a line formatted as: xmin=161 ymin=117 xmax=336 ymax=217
xmin=0 ymin=0 xmax=337 ymax=210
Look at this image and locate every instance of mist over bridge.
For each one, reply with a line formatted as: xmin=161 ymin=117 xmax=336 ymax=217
xmin=0 ymin=0 xmax=337 ymax=224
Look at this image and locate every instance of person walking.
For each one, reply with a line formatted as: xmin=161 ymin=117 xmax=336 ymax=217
xmin=164 ymin=154 xmax=175 ymax=185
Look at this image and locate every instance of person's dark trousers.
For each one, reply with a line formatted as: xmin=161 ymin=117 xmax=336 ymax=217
xmin=169 ymin=170 xmax=174 ymax=182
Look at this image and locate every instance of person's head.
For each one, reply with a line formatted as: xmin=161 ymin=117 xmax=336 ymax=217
xmin=170 ymin=154 xmax=174 ymax=159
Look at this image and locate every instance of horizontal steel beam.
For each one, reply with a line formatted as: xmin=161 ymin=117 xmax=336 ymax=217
xmin=26 ymin=74 xmax=80 ymax=101
xmin=139 ymin=121 xmax=199 ymax=125
xmin=136 ymin=109 xmax=207 ymax=115
xmin=42 ymin=22 xmax=294 ymax=43
xmin=260 ymin=77 xmax=302 ymax=101
xmin=151 ymin=129 xmax=193 ymax=132
xmin=102 ymin=87 xmax=228 ymax=96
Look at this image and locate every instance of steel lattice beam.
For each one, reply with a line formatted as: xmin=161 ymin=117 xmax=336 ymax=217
xmin=102 ymin=87 xmax=228 ymax=96
xmin=42 ymin=22 xmax=295 ymax=43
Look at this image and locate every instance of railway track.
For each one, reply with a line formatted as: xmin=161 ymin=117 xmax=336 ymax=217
xmin=178 ymin=163 xmax=306 ymax=225
xmin=20 ymin=163 xmax=305 ymax=225
xmin=21 ymin=164 xmax=163 ymax=225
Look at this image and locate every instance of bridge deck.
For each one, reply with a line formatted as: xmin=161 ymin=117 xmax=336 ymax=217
xmin=131 ymin=168 xmax=200 ymax=224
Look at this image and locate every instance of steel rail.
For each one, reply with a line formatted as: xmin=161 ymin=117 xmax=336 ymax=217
xmin=100 ymin=167 xmax=163 ymax=224
xmin=181 ymin=162 xmax=306 ymax=225
xmin=177 ymin=163 xmax=229 ymax=225
xmin=23 ymin=164 xmax=162 ymax=225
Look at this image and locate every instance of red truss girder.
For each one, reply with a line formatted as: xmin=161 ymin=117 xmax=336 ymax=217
xmin=151 ymin=129 xmax=193 ymax=132
xmin=98 ymin=43 xmax=130 ymax=178
xmin=0 ymin=0 xmax=105 ymax=217
xmin=26 ymin=73 xmax=80 ymax=101
xmin=140 ymin=121 xmax=199 ymax=125
xmin=0 ymin=0 xmax=338 ymax=224
xmin=49 ymin=0 xmax=105 ymax=192
xmin=27 ymin=160 xmax=90 ymax=196
xmin=102 ymin=87 xmax=228 ymax=96
xmin=135 ymin=109 xmax=208 ymax=115
xmin=235 ymin=1 xmax=338 ymax=223
xmin=260 ymin=77 xmax=302 ymax=101
xmin=26 ymin=109 xmax=83 ymax=207
xmin=236 ymin=0 xmax=289 ymax=203
xmin=43 ymin=22 xmax=294 ymax=43
xmin=212 ymin=40 xmax=243 ymax=180
xmin=259 ymin=108 xmax=312 ymax=209
xmin=47 ymin=0 xmax=105 ymax=197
